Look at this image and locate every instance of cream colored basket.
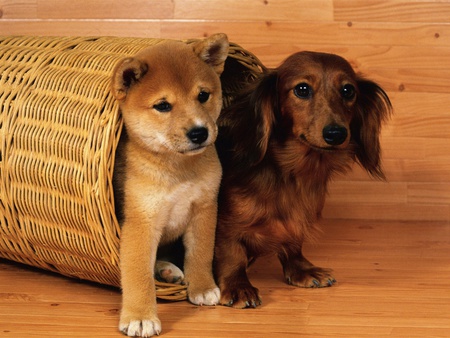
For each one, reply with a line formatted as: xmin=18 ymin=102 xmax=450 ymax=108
xmin=0 ymin=36 xmax=264 ymax=300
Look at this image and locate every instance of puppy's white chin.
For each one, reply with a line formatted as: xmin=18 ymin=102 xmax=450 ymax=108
xmin=181 ymin=146 xmax=208 ymax=156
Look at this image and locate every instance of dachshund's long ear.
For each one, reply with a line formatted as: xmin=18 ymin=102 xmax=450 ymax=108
xmin=248 ymin=72 xmax=278 ymax=164
xmin=351 ymin=78 xmax=392 ymax=180
xmin=218 ymin=71 xmax=278 ymax=167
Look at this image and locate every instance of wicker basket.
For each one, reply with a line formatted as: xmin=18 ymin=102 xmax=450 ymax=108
xmin=0 ymin=36 xmax=264 ymax=300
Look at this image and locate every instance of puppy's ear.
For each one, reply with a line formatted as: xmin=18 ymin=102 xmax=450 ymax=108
xmin=351 ymin=78 xmax=392 ymax=180
xmin=111 ymin=57 xmax=148 ymax=101
xmin=191 ymin=33 xmax=229 ymax=76
xmin=219 ymin=71 xmax=277 ymax=167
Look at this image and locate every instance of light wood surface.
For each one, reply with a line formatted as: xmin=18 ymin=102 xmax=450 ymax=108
xmin=1 ymin=0 xmax=449 ymax=222
xmin=1 ymin=219 xmax=449 ymax=337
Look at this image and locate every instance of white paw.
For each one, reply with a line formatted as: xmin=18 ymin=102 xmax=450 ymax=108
xmin=155 ymin=260 xmax=184 ymax=284
xmin=188 ymin=287 xmax=220 ymax=306
xmin=120 ymin=319 xmax=161 ymax=337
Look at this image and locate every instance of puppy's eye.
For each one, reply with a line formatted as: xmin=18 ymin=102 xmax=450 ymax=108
xmin=294 ymin=83 xmax=312 ymax=99
xmin=198 ymin=91 xmax=210 ymax=103
xmin=153 ymin=101 xmax=172 ymax=113
xmin=341 ymin=84 xmax=356 ymax=100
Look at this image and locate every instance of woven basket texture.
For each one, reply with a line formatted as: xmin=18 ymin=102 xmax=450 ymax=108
xmin=0 ymin=35 xmax=264 ymax=300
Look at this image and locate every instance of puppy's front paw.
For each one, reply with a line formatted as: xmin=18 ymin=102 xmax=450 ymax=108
xmin=188 ymin=286 xmax=220 ymax=306
xmin=119 ymin=316 xmax=161 ymax=337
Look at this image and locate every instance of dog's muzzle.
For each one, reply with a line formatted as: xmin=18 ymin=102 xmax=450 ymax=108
xmin=322 ymin=125 xmax=348 ymax=146
xmin=186 ymin=126 xmax=209 ymax=145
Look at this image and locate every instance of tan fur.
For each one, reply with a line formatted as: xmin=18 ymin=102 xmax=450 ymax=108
xmin=111 ymin=34 xmax=229 ymax=337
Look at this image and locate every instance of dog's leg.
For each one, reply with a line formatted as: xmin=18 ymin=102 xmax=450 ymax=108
xmin=278 ymin=246 xmax=336 ymax=288
xmin=182 ymin=202 xmax=220 ymax=306
xmin=119 ymin=220 xmax=161 ymax=337
xmin=214 ymin=238 xmax=261 ymax=309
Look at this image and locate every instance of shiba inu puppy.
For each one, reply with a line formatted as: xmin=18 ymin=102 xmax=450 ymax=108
xmin=111 ymin=33 xmax=229 ymax=337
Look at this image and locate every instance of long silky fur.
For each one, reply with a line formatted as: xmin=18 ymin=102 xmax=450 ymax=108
xmin=214 ymin=51 xmax=392 ymax=308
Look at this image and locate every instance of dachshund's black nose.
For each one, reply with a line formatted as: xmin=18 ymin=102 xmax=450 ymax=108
xmin=323 ymin=125 xmax=348 ymax=146
xmin=187 ymin=127 xmax=209 ymax=144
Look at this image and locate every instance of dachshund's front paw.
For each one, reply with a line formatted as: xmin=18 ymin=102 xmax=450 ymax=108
xmin=119 ymin=314 xmax=161 ymax=337
xmin=286 ymin=266 xmax=336 ymax=288
xmin=188 ymin=286 xmax=220 ymax=306
xmin=219 ymin=284 xmax=261 ymax=309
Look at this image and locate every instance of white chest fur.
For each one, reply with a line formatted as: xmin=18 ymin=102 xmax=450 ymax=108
xmin=124 ymin=157 xmax=219 ymax=245
xmin=129 ymin=178 xmax=206 ymax=242
xmin=122 ymin=142 xmax=221 ymax=243
xmin=164 ymin=181 xmax=202 ymax=231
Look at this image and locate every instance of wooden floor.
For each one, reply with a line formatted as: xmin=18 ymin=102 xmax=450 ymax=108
xmin=1 ymin=219 xmax=449 ymax=337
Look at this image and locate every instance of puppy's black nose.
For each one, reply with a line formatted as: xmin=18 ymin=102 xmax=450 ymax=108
xmin=323 ymin=125 xmax=348 ymax=146
xmin=187 ymin=127 xmax=209 ymax=144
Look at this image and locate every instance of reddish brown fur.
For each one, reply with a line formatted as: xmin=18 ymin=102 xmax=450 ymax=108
xmin=214 ymin=51 xmax=392 ymax=308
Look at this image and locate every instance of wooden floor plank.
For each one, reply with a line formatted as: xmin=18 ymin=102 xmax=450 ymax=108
xmin=1 ymin=219 xmax=449 ymax=337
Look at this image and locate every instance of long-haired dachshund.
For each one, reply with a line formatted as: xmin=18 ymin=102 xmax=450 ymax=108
xmin=214 ymin=51 xmax=392 ymax=308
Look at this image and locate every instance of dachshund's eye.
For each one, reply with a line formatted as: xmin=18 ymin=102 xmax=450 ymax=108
xmin=341 ymin=84 xmax=356 ymax=100
xmin=153 ymin=101 xmax=172 ymax=112
xmin=294 ymin=83 xmax=312 ymax=99
xmin=198 ymin=91 xmax=210 ymax=103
